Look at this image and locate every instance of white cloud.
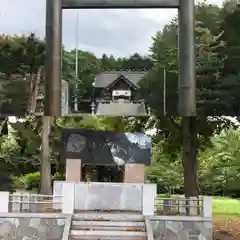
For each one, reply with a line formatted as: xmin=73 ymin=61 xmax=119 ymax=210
xmin=0 ymin=0 xmax=223 ymax=57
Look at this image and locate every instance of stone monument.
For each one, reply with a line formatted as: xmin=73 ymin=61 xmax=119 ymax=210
xmin=60 ymin=128 xmax=152 ymax=183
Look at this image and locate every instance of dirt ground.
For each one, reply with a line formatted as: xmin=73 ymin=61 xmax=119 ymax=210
xmin=213 ymin=218 xmax=240 ymax=240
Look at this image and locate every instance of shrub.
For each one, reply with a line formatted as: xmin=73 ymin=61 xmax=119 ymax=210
xmin=18 ymin=172 xmax=65 ymax=191
xmin=24 ymin=172 xmax=40 ymax=190
xmin=12 ymin=175 xmax=25 ymax=190
xmin=52 ymin=172 xmax=65 ymax=182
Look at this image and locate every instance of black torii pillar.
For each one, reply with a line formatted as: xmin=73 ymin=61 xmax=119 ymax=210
xmin=44 ymin=0 xmax=196 ymax=116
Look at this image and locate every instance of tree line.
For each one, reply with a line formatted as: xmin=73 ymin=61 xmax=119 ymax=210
xmin=1 ymin=116 xmax=240 ymax=198
xmin=1 ymin=0 xmax=240 ymax=197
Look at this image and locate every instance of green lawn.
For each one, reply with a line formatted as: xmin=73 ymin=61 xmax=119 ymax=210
xmin=212 ymin=197 xmax=240 ymax=218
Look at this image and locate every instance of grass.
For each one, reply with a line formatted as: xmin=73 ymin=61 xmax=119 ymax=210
xmin=213 ymin=197 xmax=240 ymax=218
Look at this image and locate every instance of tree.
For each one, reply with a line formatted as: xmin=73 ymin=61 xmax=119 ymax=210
xmin=0 ymin=33 xmax=45 ymax=115
xmin=101 ymin=54 xmax=120 ymax=70
xmin=146 ymin=140 xmax=183 ymax=195
xmin=62 ymin=50 xmax=102 ymax=112
xmin=138 ymin=2 xmax=240 ymax=197
xmin=199 ymin=127 xmax=240 ymax=196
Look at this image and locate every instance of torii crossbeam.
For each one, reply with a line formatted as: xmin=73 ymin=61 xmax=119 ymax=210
xmin=44 ymin=0 xmax=195 ymax=116
xmin=62 ymin=0 xmax=179 ymax=8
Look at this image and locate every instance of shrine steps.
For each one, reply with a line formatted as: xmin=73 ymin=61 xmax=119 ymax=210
xmin=70 ymin=213 xmax=147 ymax=240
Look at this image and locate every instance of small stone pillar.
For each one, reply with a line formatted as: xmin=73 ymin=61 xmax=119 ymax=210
xmin=124 ymin=164 xmax=145 ymax=183
xmin=142 ymin=184 xmax=156 ymax=216
xmin=66 ymin=159 xmax=82 ymax=181
xmin=203 ymin=196 xmax=212 ymax=217
xmin=62 ymin=182 xmax=75 ymax=214
xmin=0 ymin=192 xmax=9 ymax=213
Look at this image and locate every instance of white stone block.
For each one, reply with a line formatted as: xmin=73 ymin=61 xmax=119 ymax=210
xmin=53 ymin=181 xmax=64 ymax=210
xmin=74 ymin=182 xmax=143 ymax=212
xmin=90 ymin=183 xmax=122 ymax=210
xmin=203 ymin=196 xmax=212 ymax=217
xmin=0 ymin=192 xmax=9 ymax=213
xmin=62 ymin=182 xmax=75 ymax=214
xmin=74 ymin=182 xmax=89 ymax=210
xmin=120 ymin=184 xmax=142 ymax=212
xmin=142 ymin=184 xmax=156 ymax=216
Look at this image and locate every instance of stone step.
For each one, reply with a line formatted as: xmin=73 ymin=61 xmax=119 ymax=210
xmin=72 ymin=213 xmax=144 ymax=222
xmin=72 ymin=225 xmax=145 ymax=231
xmin=72 ymin=220 xmax=145 ymax=228
xmin=70 ymin=230 xmax=147 ymax=237
xmin=71 ymin=236 xmax=147 ymax=240
xmin=70 ymin=213 xmax=147 ymax=240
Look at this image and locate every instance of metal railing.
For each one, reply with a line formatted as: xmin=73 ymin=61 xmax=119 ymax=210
xmin=8 ymin=193 xmax=63 ymax=213
xmin=154 ymin=197 xmax=203 ymax=216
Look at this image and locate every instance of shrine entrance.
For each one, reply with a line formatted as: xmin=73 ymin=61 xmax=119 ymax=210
xmin=82 ymin=165 xmax=124 ymax=183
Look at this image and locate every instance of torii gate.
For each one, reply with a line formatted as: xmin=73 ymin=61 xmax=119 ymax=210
xmin=44 ymin=0 xmax=196 ymax=116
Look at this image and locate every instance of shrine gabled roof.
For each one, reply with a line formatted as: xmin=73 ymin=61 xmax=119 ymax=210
xmin=94 ymin=71 xmax=145 ymax=88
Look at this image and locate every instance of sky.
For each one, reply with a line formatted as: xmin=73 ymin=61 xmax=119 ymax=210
xmin=0 ymin=0 xmax=223 ymax=57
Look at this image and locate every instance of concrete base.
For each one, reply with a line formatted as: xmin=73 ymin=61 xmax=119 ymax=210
xmin=54 ymin=181 xmax=157 ymax=215
xmin=124 ymin=164 xmax=145 ymax=183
